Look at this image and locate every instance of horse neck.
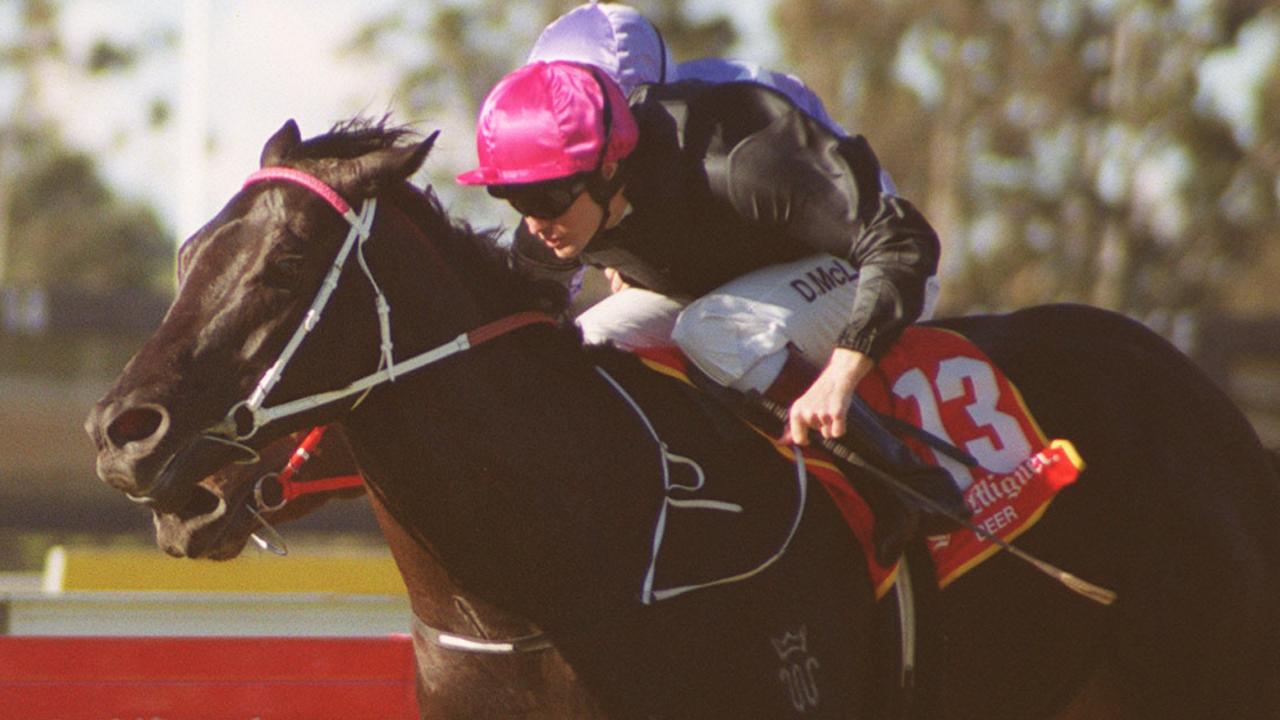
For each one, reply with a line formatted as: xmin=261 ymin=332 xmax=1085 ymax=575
xmin=340 ymin=193 xmax=666 ymax=628
xmin=366 ymin=488 xmax=524 ymax=632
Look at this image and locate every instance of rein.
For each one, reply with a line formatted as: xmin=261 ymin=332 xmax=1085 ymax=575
xmin=244 ymin=424 xmax=363 ymax=557
xmin=191 ymin=165 xmax=930 ymax=715
xmin=196 ymin=166 xmax=925 ymax=693
xmin=252 ymin=425 xmax=362 ymax=512
xmin=206 ymin=165 xmax=550 ymax=562
xmin=203 ymin=167 xmax=554 ymax=444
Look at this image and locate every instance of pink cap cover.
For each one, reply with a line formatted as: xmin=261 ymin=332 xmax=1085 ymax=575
xmin=457 ymin=61 xmax=638 ymax=186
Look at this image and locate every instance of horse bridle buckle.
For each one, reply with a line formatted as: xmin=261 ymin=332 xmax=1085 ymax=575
xmin=253 ymin=472 xmax=288 ymax=513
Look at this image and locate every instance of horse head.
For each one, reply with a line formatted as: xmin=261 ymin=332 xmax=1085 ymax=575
xmin=86 ymin=119 xmax=435 ymax=513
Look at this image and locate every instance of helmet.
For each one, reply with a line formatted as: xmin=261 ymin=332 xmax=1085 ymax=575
xmin=457 ymin=61 xmax=639 ymax=186
xmin=528 ymin=3 xmax=676 ymax=98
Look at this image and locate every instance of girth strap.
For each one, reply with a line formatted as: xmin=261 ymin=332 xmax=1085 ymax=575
xmin=412 ymin=613 xmax=554 ymax=655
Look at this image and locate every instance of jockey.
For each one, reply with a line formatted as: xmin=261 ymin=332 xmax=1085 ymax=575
xmin=523 ymin=3 xmax=939 ymax=357
xmin=457 ymin=60 xmax=968 ymax=562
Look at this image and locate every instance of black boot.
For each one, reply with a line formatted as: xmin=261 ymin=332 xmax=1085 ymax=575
xmin=857 ymin=477 xmax=920 ymax=567
xmin=842 ymin=397 xmax=971 ymax=536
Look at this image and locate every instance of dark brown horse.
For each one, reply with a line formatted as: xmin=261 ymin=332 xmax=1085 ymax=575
xmin=152 ymin=426 xmax=606 ymax=718
xmin=89 ymin=120 xmax=1280 ymax=719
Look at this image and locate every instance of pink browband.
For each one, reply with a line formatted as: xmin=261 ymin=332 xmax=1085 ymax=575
xmin=215 ymin=164 xmax=557 ymax=449
xmin=244 ymin=167 xmax=353 ymax=216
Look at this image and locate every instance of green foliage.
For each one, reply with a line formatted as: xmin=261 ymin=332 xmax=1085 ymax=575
xmin=344 ymin=0 xmax=1278 ymax=325
xmin=346 ymin=0 xmax=735 ymax=123
xmin=0 ymin=0 xmax=174 ymax=295
xmin=774 ymin=0 xmax=1280 ymax=325
xmin=147 ymin=98 xmax=170 ymax=129
xmin=86 ymin=39 xmax=135 ymax=74
xmin=641 ymin=0 xmax=736 ymax=62
xmin=6 ymin=133 xmax=172 ymax=293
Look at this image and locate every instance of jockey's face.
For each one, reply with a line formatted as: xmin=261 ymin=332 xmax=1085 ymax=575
xmin=520 ymin=163 xmax=624 ymax=260
xmin=522 ymin=187 xmax=604 ymax=259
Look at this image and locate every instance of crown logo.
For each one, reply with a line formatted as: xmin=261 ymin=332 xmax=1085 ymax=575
xmin=771 ymin=625 xmax=809 ymax=660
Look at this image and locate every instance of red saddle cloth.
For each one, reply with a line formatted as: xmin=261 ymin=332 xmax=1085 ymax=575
xmin=636 ymin=325 xmax=1083 ymax=595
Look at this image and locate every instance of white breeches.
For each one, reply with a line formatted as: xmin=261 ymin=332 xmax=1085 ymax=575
xmin=575 ymin=254 xmax=939 ymax=393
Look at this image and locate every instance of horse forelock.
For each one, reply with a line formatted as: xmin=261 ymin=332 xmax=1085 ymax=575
xmin=293 ymin=116 xmax=417 ymax=163
xmin=171 ymin=119 xmax=408 ymax=284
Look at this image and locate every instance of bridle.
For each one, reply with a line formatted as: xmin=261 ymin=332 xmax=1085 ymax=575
xmin=202 ymin=166 xmax=553 ymax=448
xmin=190 ymin=166 xmax=928 ymax=688
xmin=244 ymin=424 xmax=362 ymax=557
xmin=251 ymin=425 xmax=361 ymax=513
xmin=193 ymin=165 xmax=550 ymax=564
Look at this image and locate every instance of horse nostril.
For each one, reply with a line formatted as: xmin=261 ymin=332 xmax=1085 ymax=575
xmin=106 ymin=406 xmax=167 ymax=449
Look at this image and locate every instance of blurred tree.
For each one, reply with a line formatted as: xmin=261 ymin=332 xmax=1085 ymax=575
xmin=0 ymin=0 xmax=173 ymax=293
xmin=775 ymin=0 xmax=1280 ymax=331
xmin=7 ymin=137 xmax=170 ymax=292
xmin=349 ymin=1 xmax=1280 ymax=332
xmin=343 ymin=0 xmax=735 ymax=220
xmin=0 ymin=0 xmax=62 ymax=289
xmin=347 ymin=0 xmax=735 ymax=125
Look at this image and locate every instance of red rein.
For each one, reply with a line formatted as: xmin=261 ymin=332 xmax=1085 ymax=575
xmin=274 ymin=425 xmax=363 ymax=503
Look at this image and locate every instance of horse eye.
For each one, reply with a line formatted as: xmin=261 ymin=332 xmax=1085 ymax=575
xmin=262 ymin=253 xmax=306 ymax=289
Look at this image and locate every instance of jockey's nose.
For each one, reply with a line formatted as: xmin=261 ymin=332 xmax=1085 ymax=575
xmin=526 ymin=216 xmax=555 ymax=236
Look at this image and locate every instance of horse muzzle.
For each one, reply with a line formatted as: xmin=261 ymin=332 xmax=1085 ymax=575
xmin=151 ymin=480 xmax=244 ymax=559
xmin=85 ymin=398 xmax=234 ymax=511
xmin=86 ymin=398 xmax=175 ymax=495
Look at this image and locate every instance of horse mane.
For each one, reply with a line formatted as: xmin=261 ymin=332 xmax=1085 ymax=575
xmin=390 ymin=182 xmax=570 ymax=318
xmin=296 ymin=117 xmax=571 ymax=320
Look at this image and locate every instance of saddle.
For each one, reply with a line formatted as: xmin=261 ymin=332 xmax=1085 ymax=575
xmin=633 ymin=325 xmax=1083 ymax=592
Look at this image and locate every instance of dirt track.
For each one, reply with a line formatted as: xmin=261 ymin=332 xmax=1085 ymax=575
xmin=0 ymin=375 xmax=110 ymax=507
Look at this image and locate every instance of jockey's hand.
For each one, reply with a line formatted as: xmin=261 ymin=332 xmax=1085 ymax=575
xmin=782 ymin=348 xmax=875 ymax=446
xmin=604 ymin=267 xmax=631 ymax=294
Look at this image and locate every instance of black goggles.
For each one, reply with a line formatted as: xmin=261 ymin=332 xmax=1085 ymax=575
xmin=488 ymin=174 xmax=591 ymax=220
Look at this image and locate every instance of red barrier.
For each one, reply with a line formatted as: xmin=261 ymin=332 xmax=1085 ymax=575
xmin=0 ymin=636 xmax=418 ymax=719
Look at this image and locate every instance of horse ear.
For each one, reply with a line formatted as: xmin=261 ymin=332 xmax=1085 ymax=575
xmin=348 ymin=130 xmax=439 ymax=195
xmin=261 ymin=120 xmax=302 ymax=167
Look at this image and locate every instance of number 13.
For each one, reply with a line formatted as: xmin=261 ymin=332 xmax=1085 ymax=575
xmin=891 ymin=357 xmax=1032 ymax=490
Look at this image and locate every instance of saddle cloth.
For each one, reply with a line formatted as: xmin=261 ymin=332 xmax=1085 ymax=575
xmin=636 ymin=325 xmax=1082 ymax=594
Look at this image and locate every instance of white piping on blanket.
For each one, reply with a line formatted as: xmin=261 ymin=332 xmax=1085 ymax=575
xmin=592 ymin=366 xmax=808 ymax=605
